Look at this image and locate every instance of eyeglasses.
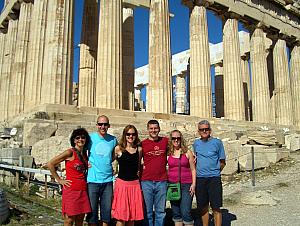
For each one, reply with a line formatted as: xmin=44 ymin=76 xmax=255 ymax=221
xmin=126 ymin=133 xmax=136 ymax=137
xmin=198 ymin=128 xmax=211 ymax=132
xmin=171 ymin=137 xmax=181 ymax=141
xmin=97 ymin=122 xmax=109 ymax=127
xmin=75 ymin=135 xmax=86 ymax=140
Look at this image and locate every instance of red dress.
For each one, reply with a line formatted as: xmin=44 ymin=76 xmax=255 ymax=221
xmin=61 ymin=148 xmax=91 ymax=216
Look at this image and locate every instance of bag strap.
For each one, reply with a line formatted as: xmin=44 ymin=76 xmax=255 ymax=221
xmin=178 ymin=154 xmax=181 ymax=183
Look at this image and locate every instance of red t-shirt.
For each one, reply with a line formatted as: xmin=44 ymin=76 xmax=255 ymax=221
xmin=141 ymin=137 xmax=168 ymax=181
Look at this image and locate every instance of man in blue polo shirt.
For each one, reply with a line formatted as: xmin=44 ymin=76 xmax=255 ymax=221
xmin=193 ymin=120 xmax=226 ymax=226
xmin=86 ymin=115 xmax=117 ymax=226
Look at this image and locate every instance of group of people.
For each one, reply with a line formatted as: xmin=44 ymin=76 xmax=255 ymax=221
xmin=47 ymin=115 xmax=226 ymax=226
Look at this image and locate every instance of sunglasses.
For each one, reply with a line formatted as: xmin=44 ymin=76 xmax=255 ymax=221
xmin=126 ymin=133 xmax=136 ymax=137
xmin=75 ymin=135 xmax=86 ymax=140
xmin=97 ymin=122 xmax=109 ymax=127
xmin=171 ymin=137 xmax=181 ymax=141
xmin=198 ymin=128 xmax=211 ymax=132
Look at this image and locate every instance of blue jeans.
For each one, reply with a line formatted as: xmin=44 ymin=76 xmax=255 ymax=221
xmin=86 ymin=182 xmax=113 ymax=224
xmin=170 ymin=183 xmax=194 ymax=225
xmin=141 ymin=180 xmax=167 ymax=226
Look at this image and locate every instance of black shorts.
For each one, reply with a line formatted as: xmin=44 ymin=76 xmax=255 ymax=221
xmin=195 ymin=177 xmax=223 ymax=210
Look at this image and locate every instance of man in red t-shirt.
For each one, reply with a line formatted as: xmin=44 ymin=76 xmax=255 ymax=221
xmin=141 ymin=119 xmax=168 ymax=226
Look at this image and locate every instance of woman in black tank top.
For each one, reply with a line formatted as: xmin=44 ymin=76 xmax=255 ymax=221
xmin=111 ymin=125 xmax=144 ymax=226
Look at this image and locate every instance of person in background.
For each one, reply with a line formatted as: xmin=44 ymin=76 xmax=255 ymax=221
xmin=112 ymin=125 xmax=144 ymax=226
xmin=141 ymin=119 xmax=168 ymax=226
xmin=193 ymin=120 xmax=226 ymax=226
xmin=47 ymin=128 xmax=91 ymax=226
xmin=86 ymin=115 xmax=117 ymax=226
xmin=167 ymin=129 xmax=196 ymax=226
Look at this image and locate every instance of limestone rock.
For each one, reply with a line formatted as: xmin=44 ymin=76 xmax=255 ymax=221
xmin=23 ymin=121 xmax=57 ymax=147
xmin=247 ymin=130 xmax=277 ymax=146
xmin=0 ymin=148 xmax=30 ymax=165
xmin=241 ymin=190 xmax=280 ymax=206
xmin=222 ymin=141 xmax=240 ymax=175
xmin=285 ymin=134 xmax=300 ymax=151
xmin=31 ymin=136 xmax=70 ymax=165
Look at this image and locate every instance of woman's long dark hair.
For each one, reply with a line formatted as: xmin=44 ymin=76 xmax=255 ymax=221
xmin=70 ymin=127 xmax=91 ymax=152
xmin=119 ymin=125 xmax=140 ymax=152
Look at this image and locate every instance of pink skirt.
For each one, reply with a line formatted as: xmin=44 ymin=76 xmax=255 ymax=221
xmin=112 ymin=178 xmax=144 ymax=221
xmin=62 ymin=188 xmax=91 ymax=217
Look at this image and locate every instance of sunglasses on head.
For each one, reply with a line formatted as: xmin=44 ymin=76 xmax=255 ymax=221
xmin=97 ymin=122 xmax=109 ymax=126
xmin=198 ymin=128 xmax=211 ymax=132
xmin=126 ymin=132 xmax=136 ymax=137
xmin=75 ymin=135 xmax=86 ymax=140
xmin=171 ymin=137 xmax=181 ymax=141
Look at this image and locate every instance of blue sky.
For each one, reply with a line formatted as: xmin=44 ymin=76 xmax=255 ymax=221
xmin=0 ymin=0 xmax=246 ymax=82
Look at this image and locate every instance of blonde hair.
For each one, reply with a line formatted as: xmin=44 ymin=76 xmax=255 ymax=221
xmin=167 ymin=129 xmax=188 ymax=155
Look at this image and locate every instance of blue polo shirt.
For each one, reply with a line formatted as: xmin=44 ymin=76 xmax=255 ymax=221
xmin=87 ymin=132 xmax=117 ymax=183
xmin=193 ymin=137 xmax=226 ymax=177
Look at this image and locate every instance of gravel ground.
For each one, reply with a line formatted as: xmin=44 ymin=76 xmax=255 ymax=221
xmin=219 ymin=151 xmax=300 ymax=226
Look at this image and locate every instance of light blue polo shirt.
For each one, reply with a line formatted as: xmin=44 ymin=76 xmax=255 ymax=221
xmin=87 ymin=132 xmax=117 ymax=183
xmin=193 ymin=137 xmax=226 ymax=177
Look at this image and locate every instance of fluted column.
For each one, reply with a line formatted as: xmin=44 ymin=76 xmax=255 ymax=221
xmin=24 ymin=0 xmax=48 ymax=111
xmin=96 ymin=0 xmax=122 ymax=109
xmin=223 ymin=17 xmax=245 ymax=120
xmin=241 ymin=55 xmax=251 ymax=121
xmin=9 ymin=3 xmax=32 ymax=118
xmin=273 ymin=39 xmax=293 ymax=125
xmin=250 ymin=27 xmax=270 ymax=123
xmin=290 ymin=43 xmax=300 ymax=127
xmin=41 ymin=0 xmax=74 ymax=105
xmin=0 ymin=33 xmax=6 ymax=77
xmin=176 ymin=73 xmax=186 ymax=114
xmin=189 ymin=4 xmax=212 ymax=117
xmin=147 ymin=0 xmax=172 ymax=113
xmin=122 ymin=7 xmax=135 ymax=110
xmin=214 ymin=64 xmax=224 ymax=118
xmin=0 ymin=20 xmax=18 ymax=119
xmin=78 ymin=0 xmax=98 ymax=107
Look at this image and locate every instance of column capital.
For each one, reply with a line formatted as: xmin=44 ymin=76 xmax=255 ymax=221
xmin=181 ymin=0 xmax=209 ymax=9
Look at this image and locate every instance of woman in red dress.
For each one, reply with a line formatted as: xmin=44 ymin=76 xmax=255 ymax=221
xmin=47 ymin=128 xmax=91 ymax=226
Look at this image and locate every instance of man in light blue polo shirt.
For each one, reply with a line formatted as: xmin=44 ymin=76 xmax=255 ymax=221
xmin=193 ymin=120 xmax=226 ymax=226
xmin=86 ymin=115 xmax=117 ymax=226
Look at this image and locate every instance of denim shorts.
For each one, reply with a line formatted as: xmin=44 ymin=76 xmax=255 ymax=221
xmin=170 ymin=183 xmax=194 ymax=225
xmin=86 ymin=182 xmax=113 ymax=224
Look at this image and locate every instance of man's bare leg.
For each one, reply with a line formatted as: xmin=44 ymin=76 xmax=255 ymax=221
xmin=213 ymin=209 xmax=222 ymax=226
xmin=200 ymin=206 xmax=209 ymax=226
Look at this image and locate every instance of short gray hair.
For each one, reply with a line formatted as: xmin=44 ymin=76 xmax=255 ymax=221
xmin=198 ymin=120 xmax=211 ymax=128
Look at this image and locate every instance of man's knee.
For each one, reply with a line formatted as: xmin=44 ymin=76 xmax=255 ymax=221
xmin=200 ymin=206 xmax=209 ymax=216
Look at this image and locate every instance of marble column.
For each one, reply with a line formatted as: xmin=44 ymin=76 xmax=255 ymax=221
xmin=250 ymin=27 xmax=270 ymax=123
xmin=0 ymin=33 xmax=6 ymax=77
xmin=176 ymin=73 xmax=186 ymax=114
xmin=9 ymin=3 xmax=32 ymax=118
xmin=147 ymin=0 xmax=172 ymax=113
xmin=122 ymin=6 xmax=135 ymax=111
xmin=214 ymin=64 xmax=224 ymax=118
xmin=241 ymin=55 xmax=251 ymax=121
xmin=78 ymin=0 xmax=98 ymax=107
xmin=273 ymin=39 xmax=293 ymax=125
xmin=24 ymin=0 xmax=48 ymax=111
xmin=223 ymin=17 xmax=245 ymax=120
xmin=290 ymin=43 xmax=300 ymax=127
xmin=96 ymin=0 xmax=122 ymax=109
xmin=189 ymin=4 xmax=212 ymax=117
xmin=41 ymin=0 xmax=74 ymax=105
xmin=0 ymin=20 xmax=18 ymax=119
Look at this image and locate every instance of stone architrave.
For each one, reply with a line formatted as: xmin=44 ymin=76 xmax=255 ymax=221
xmin=41 ymin=0 xmax=74 ymax=105
xmin=96 ymin=0 xmax=122 ymax=109
xmin=78 ymin=0 xmax=98 ymax=107
xmin=9 ymin=3 xmax=32 ymax=118
xmin=215 ymin=64 xmax=224 ymax=118
xmin=176 ymin=73 xmax=186 ymax=114
xmin=0 ymin=20 xmax=18 ymax=120
xmin=250 ymin=27 xmax=270 ymax=123
xmin=290 ymin=44 xmax=300 ymax=127
xmin=223 ymin=17 xmax=245 ymax=121
xmin=241 ymin=55 xmax=250 ymax=121
xmin=147 ymin=0 xmax=172 ymax=113
xmin=189 ymin=5 xmax=212 ymax=117
xmin=24 ymin=0 xmax=48 ymax=112
xmin=273 ymin=39 xmax=293 ymax=126
xmin=122 ymin=7 xmax=135 ymax=110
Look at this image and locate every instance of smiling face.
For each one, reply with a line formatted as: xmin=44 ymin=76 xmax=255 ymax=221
xmin=125 ymin=128 xmax=137 ymax=144
xmin=198 ymin=124 xmax=211 ymax=140
xmin=74 ymin=134 xmax=86 ymax=149
xmin=171 ymin=131 xmax=181 ymax=149
xmin=147 ymin=123 xmax=160 ymax=140
xmin=96 ymin=116 xmax=110 ymax=136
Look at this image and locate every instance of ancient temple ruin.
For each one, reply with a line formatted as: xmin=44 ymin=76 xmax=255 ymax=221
xmin=0 ymin=0 xmax=299 ymax=127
